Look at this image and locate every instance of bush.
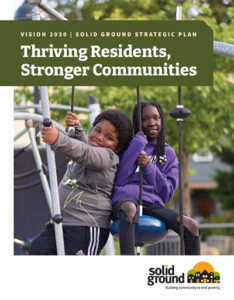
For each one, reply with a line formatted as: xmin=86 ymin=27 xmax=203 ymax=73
xmin=200 ymin=209 xmax=234 ymax=241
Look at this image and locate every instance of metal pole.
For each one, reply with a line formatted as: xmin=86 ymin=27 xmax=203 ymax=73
xmin=31 ymin=2 xmax=41 ymax=20
xmin=136 ymin=85 xmax=143 ymax=256
xmin=67 ymin=86 xmax=76 ymax=136
xmin=14 ymin=104 xmax=90 ymax=113
xmin=30 ymin=2 xmax=65 ymax=255
xmin=26 ymin=122 xmax=53 ymax=214
xmin=14 ymin=112 xmax=66 ymax=133
xmin=103 ymin=235 xmax=115 ymax=255
xmin=34 ymin=86 xmax=40 ymax=145
xmin=40 ymin=87 xmax=65 ymax=255
xmin=28 ymin=0 xmax=67 ymax=20
xmin=174 ymin=0 xmax=186 ymax=255
xmin=14 ymin=128 xmax=28 ymax=141
xmin=213 ymin=41 xmax=234 ymax=58
xmin=175 ymin=2 xmax=183 ymax=20
xmin=88 ymin=95 xmax=101 ymax=127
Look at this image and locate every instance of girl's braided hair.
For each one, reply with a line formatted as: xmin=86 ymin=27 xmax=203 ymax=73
xmin=132 ymin=100 xmax=165 ymax=163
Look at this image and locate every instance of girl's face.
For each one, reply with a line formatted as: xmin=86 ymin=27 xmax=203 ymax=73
xmin=88 ymin=119 xmax=121 ymax=153
xmin=142 ymin=104 xmax=162 ymax=141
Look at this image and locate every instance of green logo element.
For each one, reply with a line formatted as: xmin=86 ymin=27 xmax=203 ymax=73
xmin=188 ymin=262 xmax=220 ymax=283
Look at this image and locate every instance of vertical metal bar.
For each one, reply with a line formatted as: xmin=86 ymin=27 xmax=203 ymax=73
xmin=175 ymin=4 xmax=182 ymax=20
xmin=178 ymin=86 xmax=182 ymax=105
xmin=40 ymin=87 xmax=65 ymax=255
xmin=103 ymin=235 xmax=115 ymax=255
xmin=136 ymin=246 xmax=141 ymax=255
xmin=177 ymin=87 xmax=185 ymax=255
xmin=178 ymin=120 xmax=185 ymax=255
xmin=34 ymin=87 xmax=40 ymax=145
xmin=174 ymin=0 xmax=185 ymax=255
xmin=88 ymin=95 xmax=101 ymax=127
xmin=71 ymin=86 xmax=75 ymax=113
xmin=30 ymin=3 xmax=65 ymax=255
xmin=136 ymin=86 xmax=143 ymax=209
xmin=67 ymin=86 xmax=76 ymax=136
xmin=136 ymin=86 xmax=143 ymax=256
xmin=31 ymin=4 xmax=41 ymax=20
xmin=27 ymin=126 xmax=53 ymax=214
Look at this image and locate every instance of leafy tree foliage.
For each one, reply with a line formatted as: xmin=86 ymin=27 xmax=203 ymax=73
xmin=212 ymin=168 xmax=234 ymax=210
xmin=211 ymin=145 xmax=234 ymax=211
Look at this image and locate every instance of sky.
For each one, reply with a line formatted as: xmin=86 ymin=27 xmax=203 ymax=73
xmin=15 ymin=0 xmax=22 ymax=9
xmin=0 ymin=0 xmax=34 ymax=19
xmin=0 ymin=0 xmax=23 ymax=19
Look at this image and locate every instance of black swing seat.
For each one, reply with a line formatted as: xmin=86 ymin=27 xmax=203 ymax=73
xmin=110 ymin=215 xmax=168 ymax=247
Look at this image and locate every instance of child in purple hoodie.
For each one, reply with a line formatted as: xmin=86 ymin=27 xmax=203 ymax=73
xmin=112 ymin=100 xmax=200 ymax=255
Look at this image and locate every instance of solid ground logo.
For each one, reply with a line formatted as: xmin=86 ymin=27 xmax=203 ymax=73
xmin=147 ymin=265 xmax=185 ymax=285
xmin=147 ymin=262 xmax=221 ymax=290
xmin=187 ymin=262 xmax=220 ymax=283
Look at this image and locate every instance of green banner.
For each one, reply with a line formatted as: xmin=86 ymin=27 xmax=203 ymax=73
xmin=0 ymin=20 xmax=213 ymax=86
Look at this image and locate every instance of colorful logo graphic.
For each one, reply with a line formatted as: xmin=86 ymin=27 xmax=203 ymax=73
xmin=187 ymin=262 xmax=220 ymax=284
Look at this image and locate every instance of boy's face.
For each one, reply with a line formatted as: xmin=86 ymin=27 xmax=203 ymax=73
xmin=88 ymin=119 xmax=121 ymax=153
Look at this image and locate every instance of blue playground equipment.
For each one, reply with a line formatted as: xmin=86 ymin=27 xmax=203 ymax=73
xmin=110 ymin=215 xmax=168 ymax=247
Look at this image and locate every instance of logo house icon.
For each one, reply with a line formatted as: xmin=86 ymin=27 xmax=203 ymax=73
xmin=187 ymin=262 xmax=220 ymax=284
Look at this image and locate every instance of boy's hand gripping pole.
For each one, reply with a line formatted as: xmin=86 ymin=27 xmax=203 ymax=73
xmin=66 ymin=86 xmax=76 ymax=137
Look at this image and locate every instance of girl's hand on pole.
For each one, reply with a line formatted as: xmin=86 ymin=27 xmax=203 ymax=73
xmin=41 ymin=122 xmax=59 ymax=145
xmin=137 ymin=151 xmax=150 ymax=166
xmin=65 ymin=111 xmax=79 ymax=128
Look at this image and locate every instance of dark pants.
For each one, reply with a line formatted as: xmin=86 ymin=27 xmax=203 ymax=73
xmin=29 ymin=223 xmax=109 ymax=255
xmin=112 ymin=200 xmax=200 ymax=255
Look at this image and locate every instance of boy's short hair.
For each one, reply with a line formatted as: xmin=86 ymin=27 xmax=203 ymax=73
xmin=93 ymin=109 xmax=133 ymax=150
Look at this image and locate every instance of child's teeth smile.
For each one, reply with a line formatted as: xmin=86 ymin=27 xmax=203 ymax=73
xmin=91 ymin=140 xmax=99 ymax=146
xmin=148 ymin=128 xmax=157 ymax=134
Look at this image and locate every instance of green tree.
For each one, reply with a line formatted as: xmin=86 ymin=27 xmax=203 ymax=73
xmin=46 ymin=0 xmax=83 ymax=20
xmin=205 ymin=0 xmax=233 ymax=24
xmin=212 ymin=145 xmax=234 ymax=210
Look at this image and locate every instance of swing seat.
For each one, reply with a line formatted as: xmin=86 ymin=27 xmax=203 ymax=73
xmin=110 ymin=215 xmax=168 ymax=247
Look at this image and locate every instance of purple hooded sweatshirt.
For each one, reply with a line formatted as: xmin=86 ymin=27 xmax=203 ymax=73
xmin=112 ymin=132 xmax=179 ymax=207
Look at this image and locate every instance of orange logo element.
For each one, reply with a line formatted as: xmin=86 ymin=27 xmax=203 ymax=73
xmin=187 ymin=262 xmax=220 ymax=283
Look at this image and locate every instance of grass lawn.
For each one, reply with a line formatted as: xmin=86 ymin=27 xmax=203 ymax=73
xmin=100 ymin=238 xmax=147 ymax=255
